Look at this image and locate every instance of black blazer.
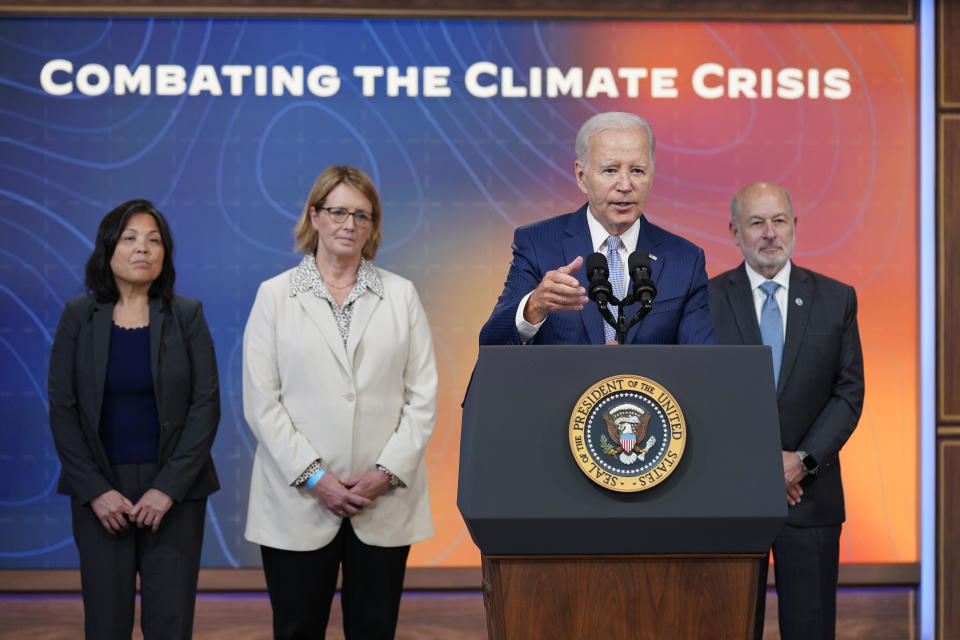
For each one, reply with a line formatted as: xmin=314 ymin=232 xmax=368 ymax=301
xmin=709 ymin=263 xmax=864 ymax=526
xmin=48 ymin=295 xmax=220 ymax=505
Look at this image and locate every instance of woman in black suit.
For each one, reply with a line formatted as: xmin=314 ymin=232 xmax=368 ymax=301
xmin=47 ymin=199 xmax=220 ymax=639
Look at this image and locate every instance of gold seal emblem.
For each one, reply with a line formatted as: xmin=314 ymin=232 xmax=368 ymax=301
xmin=568 ymin=374 xmax=686 ymax=492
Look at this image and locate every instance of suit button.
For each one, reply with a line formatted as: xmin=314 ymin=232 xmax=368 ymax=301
xmin=344 ymin=392 xmax=355 ymax=402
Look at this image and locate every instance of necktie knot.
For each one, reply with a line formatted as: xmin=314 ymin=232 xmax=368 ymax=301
xmin=760 ymin=280 xmax=779 ymax=299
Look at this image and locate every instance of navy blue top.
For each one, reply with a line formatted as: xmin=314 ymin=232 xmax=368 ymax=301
xmin=100 ymin=324 xmax=160 ymax=464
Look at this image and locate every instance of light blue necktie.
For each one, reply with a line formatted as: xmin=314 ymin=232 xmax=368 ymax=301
xmin=759 ymin=280 xmax=783 ymax=387
xmin=604 ymin=236 xmax=624 ymax=343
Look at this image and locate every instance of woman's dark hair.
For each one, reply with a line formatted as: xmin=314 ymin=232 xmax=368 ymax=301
xmin=84 ymin=199 xmax=176 ymax=302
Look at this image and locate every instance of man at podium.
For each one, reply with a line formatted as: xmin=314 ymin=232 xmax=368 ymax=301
xmin=709 ymin=181 xmax=865 ymax=640
xmin=479 ymin=111 xmax=716 ymax=346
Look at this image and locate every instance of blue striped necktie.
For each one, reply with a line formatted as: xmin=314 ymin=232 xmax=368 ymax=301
xmin=604 ymin=236 xmax=623 ymax=343
xmin=759 ymin=280 xmax=783 ymax=387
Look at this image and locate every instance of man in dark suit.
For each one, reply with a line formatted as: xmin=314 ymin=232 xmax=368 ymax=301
xmin=708 ymin=181 xmax=864 ymax=640
xmin=479 ymin=111 xmax=716 ymax=346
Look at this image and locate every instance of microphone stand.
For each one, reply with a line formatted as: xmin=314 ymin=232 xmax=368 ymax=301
xmin=595 ymin=287 xmax=654 ymax=344
xmin=621 ymin=296 xmax=653 ymax=344
xmin=587 ymin=250 xmax=656 ymax=345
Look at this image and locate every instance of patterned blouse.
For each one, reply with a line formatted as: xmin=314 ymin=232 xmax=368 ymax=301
xmin=289 ymin=253 xmax=384 ymax=347
xmin=287 ymin=254 xmax=400 ymax=489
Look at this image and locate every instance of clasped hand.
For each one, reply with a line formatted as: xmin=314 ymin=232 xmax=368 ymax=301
xmin=308 ymin=469 xmax=392 ymax=518
xmin=90 ymin=488 xmax=174 ymax=534
xmin=782 ymin=451 xmax=808 ymax=507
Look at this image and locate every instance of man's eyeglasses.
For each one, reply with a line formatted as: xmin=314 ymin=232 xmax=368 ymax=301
xmin=317 ymin=206 xmax=374 ymax=226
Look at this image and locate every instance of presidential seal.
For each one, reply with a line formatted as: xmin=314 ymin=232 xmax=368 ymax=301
xmin=568 ymin=374 xmax=686 ymax=492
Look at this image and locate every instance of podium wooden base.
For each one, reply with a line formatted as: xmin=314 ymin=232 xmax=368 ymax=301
xmin=481 ymin=553 xmax=764 ymax=640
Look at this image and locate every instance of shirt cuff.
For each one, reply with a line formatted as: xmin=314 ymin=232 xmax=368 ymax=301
xmin=515 ymin=292 xmax=545 ymax=342
xmin=292 ymin=459 xmax=324 ymax=487
xmin=376 ymin=464 xmax=405 ymax=488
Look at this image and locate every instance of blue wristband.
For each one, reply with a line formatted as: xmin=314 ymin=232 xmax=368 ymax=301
xmin=305 ymin=469 xmax=326 ymax=489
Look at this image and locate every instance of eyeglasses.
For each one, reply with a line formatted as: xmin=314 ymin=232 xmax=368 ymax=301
xmin=318 ymin=206 xmax=374 ymax=226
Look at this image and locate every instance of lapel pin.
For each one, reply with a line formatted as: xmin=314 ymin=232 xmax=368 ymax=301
xmin=795 ymin=297 xmax=803 ymax=306
xmin=649 ymin=254 xmax=658 ymax=261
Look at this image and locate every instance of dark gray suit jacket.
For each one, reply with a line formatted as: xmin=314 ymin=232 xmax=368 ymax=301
xmin=709 ymin=263 xmax=864 ymax=526
xmin=48 ymin=295 xmax=220 ymax=505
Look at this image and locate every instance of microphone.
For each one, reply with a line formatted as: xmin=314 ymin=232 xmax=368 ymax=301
xmin=586 ymin=252 xmax=613 ymax=304
xmin=628 ymin=252 xmax=657 ymax=304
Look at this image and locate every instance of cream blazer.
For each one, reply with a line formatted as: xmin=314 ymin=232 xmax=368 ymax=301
xmin=242 ymin=265 xmax=437 ymax=550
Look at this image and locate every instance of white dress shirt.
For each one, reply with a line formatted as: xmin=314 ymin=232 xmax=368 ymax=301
xmin=515 ymin=210 xmax=642 ymax=340
xmin=744 ymin=260 xmax=791 ymax=337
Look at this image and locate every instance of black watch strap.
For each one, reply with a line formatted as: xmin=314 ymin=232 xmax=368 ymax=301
xmin=799 ymin=451 xmax=819 ymax=474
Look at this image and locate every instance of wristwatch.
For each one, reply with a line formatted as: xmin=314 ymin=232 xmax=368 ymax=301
xmin=797 ymin=450 xmax=819 ymax=475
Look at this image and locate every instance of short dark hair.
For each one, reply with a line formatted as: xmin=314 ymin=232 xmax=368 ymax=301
xmin=84 ymin=199 xmax=176 ymax=303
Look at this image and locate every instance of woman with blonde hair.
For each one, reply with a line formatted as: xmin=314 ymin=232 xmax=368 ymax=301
xmin=242 ymin=166 xmax=437 ymax=639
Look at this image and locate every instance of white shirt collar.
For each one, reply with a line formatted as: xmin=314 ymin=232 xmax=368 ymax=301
xmin=585 ymin=207 xmax=641 ymax=253
xmin=744 ymin=259 xmax=791 ymax=292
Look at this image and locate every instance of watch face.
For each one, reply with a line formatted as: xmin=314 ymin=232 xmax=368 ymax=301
xmin=802 ymin=455 xmax=818 ymax=472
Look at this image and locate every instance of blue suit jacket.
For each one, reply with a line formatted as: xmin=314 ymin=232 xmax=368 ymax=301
xmin=479 ymin=205 xmax=717 ymax=345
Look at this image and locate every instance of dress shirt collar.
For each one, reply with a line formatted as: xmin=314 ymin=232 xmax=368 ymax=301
xmin=289 ymin=253 xmax=384 ymax=301
xmin=586 ymin=207 xmax=641 ymax=253
xmin=744 ymin=259 xmax=791 ymax=293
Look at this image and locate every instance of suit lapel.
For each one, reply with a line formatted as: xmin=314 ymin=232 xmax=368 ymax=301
xmin=346 ymin=289 xmax=381 ymax=366
xmin=626 ymin=215 xmax=663 ymax=343
xmin=148 ymin=298 xmax=165 ymax=393
xmin=564 ymin=207 xmax=604 ymax=344
xmin=725 ymin=264 xmax=763 ymax=345
xmin=296 ymin=293 xmax=351 ymax=374
xmin=91 ymin=301 xmax=113 ymax=426
xmin=634 ymin=215 xmax=664 ymax=287
xmin=779 ymin=266 xmax=812 ymax=394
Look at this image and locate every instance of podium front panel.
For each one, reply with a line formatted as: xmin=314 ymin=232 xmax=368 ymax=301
xmin=458 ymin=345 xmax=787 ymax=555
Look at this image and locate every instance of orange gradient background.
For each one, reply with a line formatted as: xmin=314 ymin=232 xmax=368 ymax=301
xmin=405 ymin=21 xmax=917 ymax=568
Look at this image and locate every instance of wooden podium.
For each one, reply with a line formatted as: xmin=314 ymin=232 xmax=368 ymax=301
xmin=459 ymin=346 xmax=786 ymax=640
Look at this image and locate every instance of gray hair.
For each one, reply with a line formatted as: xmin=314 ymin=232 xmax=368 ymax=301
xmin=730 ymin=182 xmax=794 ymax=221
xmin=575 ymin=112 xmax=656 ymax=169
